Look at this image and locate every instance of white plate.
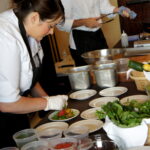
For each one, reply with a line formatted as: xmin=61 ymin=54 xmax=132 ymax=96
xmin=69 ymin=89 xmax=97 ymax=100
xmin=69 ymin=119 xmax=103 ymax=133
xmin=99 ymin=86 xmax=128 ymax=97
xmin=48 ymin=109 xmax=80 ymax=121
xmin=80 ymin=108 xmax=101 ymax=120
xmin=89 ymin=97 xmax=119 ymax=108
xmin=120 ymin=95 xmax=149 ymax=105
xmin=35 ymin=122 xmax=69 ymax=133
xmin=128 ymin=146 xmax=150 ymax=150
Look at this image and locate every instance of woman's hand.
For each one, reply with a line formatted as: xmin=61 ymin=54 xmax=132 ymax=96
xmin=44 ymin=95 xmax=68 ymax=111
xmin=73 ymin=17 xmax=102 ymax=28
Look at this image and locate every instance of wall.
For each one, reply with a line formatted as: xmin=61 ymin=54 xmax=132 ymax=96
xmin=0 ymin=0 xmax=11 ymax=13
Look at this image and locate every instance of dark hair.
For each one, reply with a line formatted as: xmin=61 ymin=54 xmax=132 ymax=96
xmin=12 ymin=0 xmax=64 ymax=22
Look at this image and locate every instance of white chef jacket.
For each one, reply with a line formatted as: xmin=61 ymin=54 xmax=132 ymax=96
xmin=58 ymin=0 xmax=115 ymax=49
xmin=0 ymin=9 xmax=43 ymax=103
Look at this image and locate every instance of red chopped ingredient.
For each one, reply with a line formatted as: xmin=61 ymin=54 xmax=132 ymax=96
xmin=58 ymin=110 xmax=65 ymax=117
xmin=54 ymin=142 xmax=73 ymax=149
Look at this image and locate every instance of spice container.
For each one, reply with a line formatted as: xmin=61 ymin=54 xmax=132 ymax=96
xmin=115 ymin=58 xmax=131 ymax=82
xmin=48 ymin=137 xmax=78 ymax=150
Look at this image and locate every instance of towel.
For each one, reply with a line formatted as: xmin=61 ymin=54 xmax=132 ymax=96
xmin=103 ymin=116 xmax=149 ymax=149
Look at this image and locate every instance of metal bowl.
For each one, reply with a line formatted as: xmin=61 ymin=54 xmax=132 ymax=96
xmin=92 ymin=62 xmax=118 ymax=88
xmin=66 ymin=65 xmax=92 ymax=90
xmin=81 ymin=49 xmax=125 ymax=64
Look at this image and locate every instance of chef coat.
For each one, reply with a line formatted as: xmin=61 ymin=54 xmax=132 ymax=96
xmin=58 ymin=0 xmax=115 ymax=49
xmin=0 ymin=9 xmax=43 ymax=103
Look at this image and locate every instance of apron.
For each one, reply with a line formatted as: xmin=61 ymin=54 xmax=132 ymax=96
xmin=71 ymin=29 xmax=108 ymax=66
xmin=0 ymin=12 xmax=42 ymax=148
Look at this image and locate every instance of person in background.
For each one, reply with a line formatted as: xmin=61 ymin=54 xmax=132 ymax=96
xmin=57 ymin=0 xmax=134 ymax=66
xmin=0 ymin=0 xmax=68 ymax=148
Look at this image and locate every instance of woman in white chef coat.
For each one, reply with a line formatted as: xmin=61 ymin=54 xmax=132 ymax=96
xmin=58 ymin=0 xmax=133 ymax=66
xmin=0 ymin=0 xmax=68 ymax=148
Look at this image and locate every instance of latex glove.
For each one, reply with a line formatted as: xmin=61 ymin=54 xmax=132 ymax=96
xmin=44 ymin=95 xmax=68 ymax=111
xmin=118 ymin=6 xmax=137 ymax=19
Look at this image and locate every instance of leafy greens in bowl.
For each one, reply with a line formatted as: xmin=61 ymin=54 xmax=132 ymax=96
xmin=96 ymin=100 xmax=150 ymax=128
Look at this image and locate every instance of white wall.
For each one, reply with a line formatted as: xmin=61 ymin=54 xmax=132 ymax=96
xmin=0 ymin=0 xmax=11 ymax=13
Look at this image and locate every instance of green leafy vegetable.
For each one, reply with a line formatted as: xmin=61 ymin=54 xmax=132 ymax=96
xmin=96 ymin=100 xmax=150 ymax=128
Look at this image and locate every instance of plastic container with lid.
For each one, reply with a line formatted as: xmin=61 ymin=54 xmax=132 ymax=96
xmin=121 ymin=31 xmax=129 ymax=48
xmin=37 ymin=128 xmax=62 ymax=141
xmin=13 ymin=128 xmax=39 ymax=149
xmin=48 ymin=137 xmax=78 ymax=150
xmin=63 ymin=126 xmax=89 ymax=140
xmin=21 ymin=141 xmax=48 ymax=150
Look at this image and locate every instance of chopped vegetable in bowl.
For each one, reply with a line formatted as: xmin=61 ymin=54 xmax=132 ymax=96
xmin=52 ymin=108 xmax=75 ymax=120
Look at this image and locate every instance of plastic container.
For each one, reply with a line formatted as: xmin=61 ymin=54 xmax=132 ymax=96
xmin=63 ymin=126 xmax=92 ymax=150
xmin=115 ymin=58 xmax=130 ymax=82
xmin=121 ymin=31 xmax=129 ymax=48
xmin=13 ymin=128 xmax=39 ymax=149
xmin=78 ymin=138 xmax=93 ymax=150
xmin=115 ymin=58 xmax=129 ymax=73
xmin=63 ymin=126 xmax=89 ymax=140
xmin=117 ymin=72 xmax=132 ymax=82
xmin=21 ymin=141 xmax=48 ymax=150
xmin=0 ymin=147 xmax=19 ymax=150
xmin=48 ymin=137 xmax=78 ymax=150
xmin=37 ymin=128 xmax=62 ymax=141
